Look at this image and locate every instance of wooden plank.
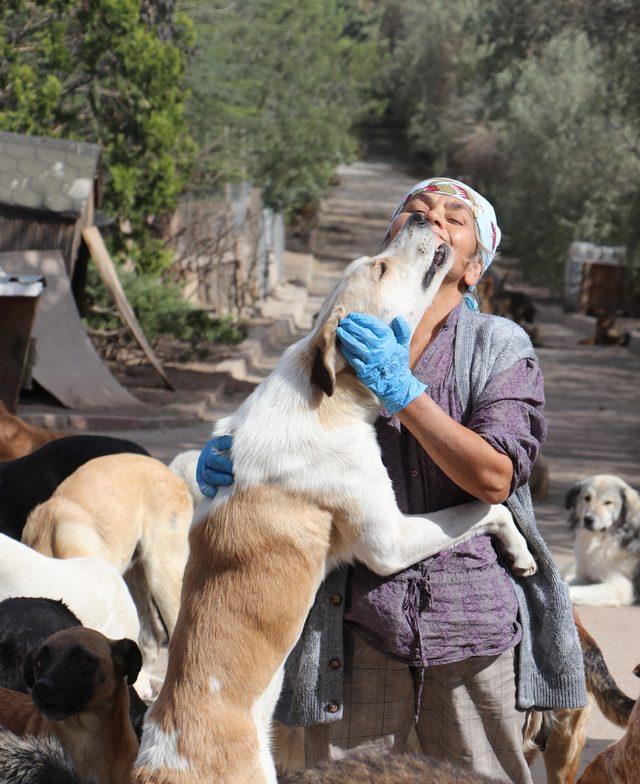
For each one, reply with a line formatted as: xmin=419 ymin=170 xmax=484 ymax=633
xmin=0 ymin=250 xmax=140 ymax=409
xmin=82 ymin=226 xmax=174 ymax=391
xmin=0 ymin=297 xmax=38 ymax=412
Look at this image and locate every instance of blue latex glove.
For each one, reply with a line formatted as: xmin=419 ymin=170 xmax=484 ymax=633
xmin=336 ymin=312 xmax=427 ymax=415
xmin=196 ymin=435 xmax=234 ymax=498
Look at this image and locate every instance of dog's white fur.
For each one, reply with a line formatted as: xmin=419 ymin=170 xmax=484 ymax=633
xmin=564 ymin=474 xmax=640 ymax=606
xmin=0 ymin=533 xmax=152 ymax=697
xmin=168 ymin=450 xmax=202 ymax=506
xmin=0 ymin=533 xmax=139 ymax=640
xmin=136 ymin=219 xmax=536 ymax=784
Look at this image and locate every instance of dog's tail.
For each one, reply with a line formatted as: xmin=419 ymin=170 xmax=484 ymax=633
xmin=576 ymin=609 xmax=637 ymax=727
xmin=0 ymin=729 xmax=80 ymax=784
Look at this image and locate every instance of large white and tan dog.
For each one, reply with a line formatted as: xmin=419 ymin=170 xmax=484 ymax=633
xmin=132 ymin=215 xmax=537 ymax=784
xmin=565 ymin=474 xmax=640 ymax=606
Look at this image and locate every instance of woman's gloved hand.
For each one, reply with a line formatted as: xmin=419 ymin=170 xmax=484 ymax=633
xmin=195 ymin=435 xmax=234 ymax=498
xmin=336 ymin=312 xmax=427 ymax=415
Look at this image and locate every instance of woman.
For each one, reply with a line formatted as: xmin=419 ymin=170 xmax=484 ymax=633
xmin=196 ymin=178 xmax=585 ymax=783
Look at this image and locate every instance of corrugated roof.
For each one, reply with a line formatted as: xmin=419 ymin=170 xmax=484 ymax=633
xmin=0 ymin=132 xmax=100 ymax=217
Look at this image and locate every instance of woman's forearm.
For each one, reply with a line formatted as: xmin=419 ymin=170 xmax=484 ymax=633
xmin=398 ymin=392 xmax=513 ymax=504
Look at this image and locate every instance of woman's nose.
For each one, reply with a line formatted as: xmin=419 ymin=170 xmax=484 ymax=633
xmin=427 ymin=210 xmax=445 ymax=229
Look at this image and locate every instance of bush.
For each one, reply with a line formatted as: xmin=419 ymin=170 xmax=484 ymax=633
xmin=84 ymin=267 xmax=246 ymax=348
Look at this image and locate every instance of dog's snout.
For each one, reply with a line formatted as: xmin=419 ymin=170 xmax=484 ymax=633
xmin=32 ymin=678 xmax=54 ymax=695
xmin=584 ymin=515 xmax=595 ymax=531
xmin=409 ymin=212 xmax=428 ymax=227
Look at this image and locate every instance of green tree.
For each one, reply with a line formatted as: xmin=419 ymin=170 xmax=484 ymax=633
xmin=0 ymin=0 xmax=194 ymax=273
xmin=373 ymin=0 xmax=640 ymax=288
xmin=182 ymin=0 xmax=381 ymax=212
xmin=495 ymin=32 xmax=639 ymax=283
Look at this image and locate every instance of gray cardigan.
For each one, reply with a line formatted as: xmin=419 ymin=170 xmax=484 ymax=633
xmin=276 ymin=305 xmax=586 ymax=727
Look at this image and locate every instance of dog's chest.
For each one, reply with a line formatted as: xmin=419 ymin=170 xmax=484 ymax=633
xmin=70 ymin=732 xmax=113 ymax=784
xmin=575 ymin=529 xmax=637 ymax=580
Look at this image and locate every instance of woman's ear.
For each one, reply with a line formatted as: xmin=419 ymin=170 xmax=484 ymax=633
xmin=463 ymin=258 xmax=483 ymax=287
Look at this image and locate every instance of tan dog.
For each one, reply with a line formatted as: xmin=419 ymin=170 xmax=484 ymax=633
xmin=132 ymin=217 xmax=536 ymax=783
xmin=577 ymin=663 xmax=640 ymax=784
xmin=0 ymin=401 xmax=62 ymax=461
xmin=524 ymin=609 xmax=636 ymax=784
xmin=22 ymin=453 xmax=192 ymax=661
xmin=0 ymin=627 xmax=141 ymax=784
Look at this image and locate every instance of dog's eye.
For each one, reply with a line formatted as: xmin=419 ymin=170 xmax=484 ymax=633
xmin=604 ymin=500 xmax=613 ymax=505
xmin=584 ymin=495 xmax=592 ymax=502
xmin=378 ymin=262 xmax=387 ymax=279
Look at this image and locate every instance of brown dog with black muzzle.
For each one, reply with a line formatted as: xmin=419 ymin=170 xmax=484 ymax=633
xmin=0 ymin=627 xmax=141 ymax=784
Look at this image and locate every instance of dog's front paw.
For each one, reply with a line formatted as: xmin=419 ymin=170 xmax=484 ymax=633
xmin=506 ymin=548 xmax=538 ymax=577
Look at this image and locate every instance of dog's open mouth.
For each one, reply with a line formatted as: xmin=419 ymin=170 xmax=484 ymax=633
xmin=421 ymin=244 xmax=450 ymax=290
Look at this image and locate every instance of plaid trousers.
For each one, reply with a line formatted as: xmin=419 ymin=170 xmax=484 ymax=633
xmin=305 ymin=629 xmax=533 ymax=784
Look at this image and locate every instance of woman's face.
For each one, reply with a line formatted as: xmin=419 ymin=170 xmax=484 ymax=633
xmin=388 ymin=192 xmax=482 ymax=288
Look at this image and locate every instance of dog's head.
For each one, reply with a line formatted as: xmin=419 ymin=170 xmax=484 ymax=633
xmin=309 ymin=214 xmax=453 ymax=396
xmin=23 ymin=627 xmax=142 ymax=721
xmin=565 ymin=475 xmax=640 ymax=534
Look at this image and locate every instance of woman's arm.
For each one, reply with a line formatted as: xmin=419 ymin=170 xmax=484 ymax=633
xmin=336 ymin=312 xmax=545 ymax=505
xmin=398 ymin=393 xmax=513 ymax=504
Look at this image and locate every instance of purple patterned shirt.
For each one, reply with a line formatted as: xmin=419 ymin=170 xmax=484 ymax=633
xmin=345 ymin=303 xmax=547 ymax=667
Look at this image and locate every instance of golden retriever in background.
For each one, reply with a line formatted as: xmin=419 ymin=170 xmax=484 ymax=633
xmin=0 ymin=401 xmax=63 ymax=461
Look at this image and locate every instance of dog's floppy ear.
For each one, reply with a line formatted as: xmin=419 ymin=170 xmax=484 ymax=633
xmin=22 ymin=650 xmax=37 ymax=689
xmin=620 ymin=483 xmax=640 ymax=527
xmin=564 ymin=483 xmax=582 ymax=511
xmin=110 ymin=639 xmax=143 ymax=686
xmin=310 ymin=306 xmax=346 ymax=398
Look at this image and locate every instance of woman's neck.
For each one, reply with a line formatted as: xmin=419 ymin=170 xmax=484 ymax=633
xmin=410 ymin=285 xmax=462 ymax=366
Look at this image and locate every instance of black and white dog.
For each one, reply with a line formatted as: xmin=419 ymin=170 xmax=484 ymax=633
xmin=564 ymin=474 xmax=640 ymax=606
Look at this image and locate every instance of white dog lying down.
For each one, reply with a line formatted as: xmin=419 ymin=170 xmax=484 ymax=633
xmin=133 ymin=215 xmax=537 ymax=784
xmin=0 ymin=533 xmax=152 ymax=698
xmin=564 ymin=474 xmax=640 ymax=606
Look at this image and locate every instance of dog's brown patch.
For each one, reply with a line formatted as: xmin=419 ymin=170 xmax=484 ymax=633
xmin=577 ymin=691 xmax=640 ymax=783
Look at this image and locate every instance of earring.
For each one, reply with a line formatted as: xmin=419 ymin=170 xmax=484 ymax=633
xmin=463 ymin=285 xmax=479 ymax=312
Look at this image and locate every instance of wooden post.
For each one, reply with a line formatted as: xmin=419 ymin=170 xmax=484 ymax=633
xmin=82 ymin=226 xmax=175 ymax=391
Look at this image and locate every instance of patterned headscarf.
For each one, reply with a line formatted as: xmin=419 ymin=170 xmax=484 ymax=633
xmin=390 ymin=177 xmax=501 ymax=272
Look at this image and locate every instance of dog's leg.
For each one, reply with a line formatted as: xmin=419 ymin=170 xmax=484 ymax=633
xmin=140 ymin=534 xmax=189 ymax=638
xmin=350 ymin=495 xmax=536 ymax=577
xmin=272 ymin=723 xmax=305 ymax=775
xmin=569 ymin=577 xmax=635 ymax=607
xmin=124 ymin=559 xmax=164 ymax=663
xmin=543 ymin=703 xmax=592 ymax=784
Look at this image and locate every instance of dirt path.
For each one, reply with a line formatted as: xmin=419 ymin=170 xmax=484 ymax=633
xmin=104 ymin=156 xmax=640 ymax=781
